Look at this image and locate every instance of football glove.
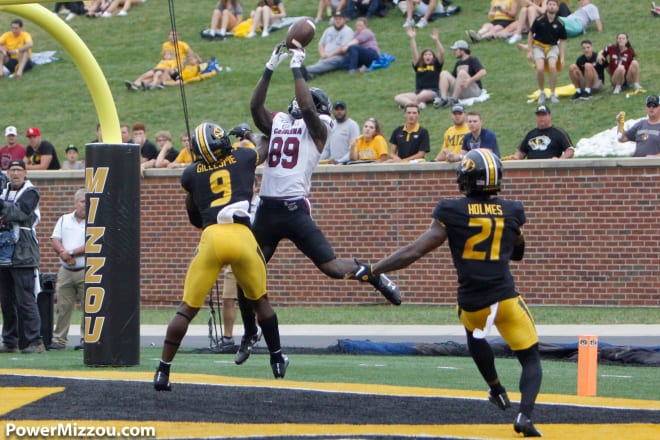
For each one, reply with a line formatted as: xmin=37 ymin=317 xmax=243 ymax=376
xmin=289 ymin=48 xmax=306 ymax=69
xmin=229 ymin=125 xmax=251 ymax=139
xmin=266 ymin=41 xmax=289 ymax=71
xmin=345 ymin=258 xmax=375 ymax=283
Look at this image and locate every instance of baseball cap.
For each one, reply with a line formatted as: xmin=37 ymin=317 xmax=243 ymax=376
xmin=65 ymin=144 xmax=78 ymax=153
xmin=4 ymin=126 xmax=17 ymax=136
xmin=646 ymin=95 xmax=659 ymax=107
xmin=334 ymin=10 xmax=347 ymax=17
xmin=26 ymin=127 xmax=41 ymax=137
xmin=535 ymin=104 xmax=551 ymax=114
xmin=333 ymin=100 xmax=347 ymax=109
xmin=451 ymin=104 xmax=465 ymax=113
xmin=7 ymin=159 xmax=26 ymax=170
xmin=450 ymin=40 xmax=470 ymax=50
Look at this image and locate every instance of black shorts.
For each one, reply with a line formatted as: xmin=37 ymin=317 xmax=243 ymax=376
xmin=252 ymin=197 xmax=336 ymax=267
xmin=4 ymin=58 xmax=33 ymax=74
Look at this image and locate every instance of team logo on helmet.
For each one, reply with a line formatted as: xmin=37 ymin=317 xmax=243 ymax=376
xmin=192 ymin=122 xmax=233 ymax=165
xmin=456 ymin=149 xmax=502 ymax=196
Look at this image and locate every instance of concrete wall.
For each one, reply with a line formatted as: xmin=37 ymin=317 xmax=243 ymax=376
xmin=30 ymin=157 xmax=660 ymax=308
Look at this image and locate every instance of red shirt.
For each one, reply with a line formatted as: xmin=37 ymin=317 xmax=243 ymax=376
xmin=0 ymin=144 xmax=27 ymax=170
xmin=602 ymin=44 xmax=636 ymax=75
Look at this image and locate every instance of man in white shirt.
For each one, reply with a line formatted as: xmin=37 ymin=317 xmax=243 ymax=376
xmin=302 ymin=12 xmax=353 ymax=80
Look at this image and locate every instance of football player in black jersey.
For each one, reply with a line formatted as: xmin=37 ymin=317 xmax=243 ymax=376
xmin=153 ymin=121 xmax=290 ymax=389
xmin=348 ymin=149 xmax=543 ymax=437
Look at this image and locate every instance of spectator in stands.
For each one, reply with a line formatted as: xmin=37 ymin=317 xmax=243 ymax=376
xmin=133 ymin=122 xmax=158 ymax=174
xmin=435 ymin=40 xmax=487 ymax=108
xmin=568 ymin=39 xmax=604 ymax=100
xmin=61 ymin=145 xmax=85 ymax=170
xmin=465 ymin=0 xmax=518 ymax=43
xmin=1 ymin=126 xmax=26 ymax=170
xmin=201 ymin=0 xmax=244 ymax=40
xmin=321 ymin=100 xmax=360 ymax=164
xmin=388 ymin=104 xmax=430 ymax=162
xmin=460 ymin=111 xmax=500 ymax=157
xmin=121 ymin=124 xmax=133 ymax=144
xmin=247 ymin=0 xmax=287 ymax=39
xmin=596 ymin=33 xmax=643 ymax=95
xmin=25 ymin=127 xmax=61 ymax=170
xmin=505 ymin=104 xmax=574 ymax=159
xmin=153 ymin=131 xmax=180 ymax=168
xmin=528 ymin=0 xmax=566 ymax=104
xmin=394 ymin=27 xmax=444 ymax=109
xmin=505 ymin=0 xmax=547 ymax=45
xmin=342 ymin=17 xmax=381 ymax=75
xmin=401 ymin=0 xmax=449 ymax=29
xmin=53 ymin=2 xmax=88 ymax=22
xmin=434 ymin=104 xmax=470 ymax=162
xmin=0 ymin=19 xmax=34 ymax=79
xmin=617 ymin=95 xmax=660 ymax=157
xmin=349 ymin=117 xmax=389 ymax=162
xmin=101 ymin=0 xmax=135 ymax=17
xmin=561 ymin=0 xmax=602 ymax=38
xmin=302 ymin=11 xmax=353 ymax=80
xmin=168 ymin=132 xmax=193 ymax=169
xmin=314 ymin=0 xmax=340 ymax=23
xmin=338 ymin=0 xmax=387 ymax=19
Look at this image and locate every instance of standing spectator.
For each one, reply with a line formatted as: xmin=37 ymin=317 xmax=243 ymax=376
xmin=460 ymin=111 xmax=500 ymax=157
xmin=568 ymin=39 xmax=604 ymax=100
xmin=48 ymin=188 xmax=86 ymax=350
xmin=350 ymin=117 xmax=389 ymax=162
xmin=617 ymin=95 xmax=660 ymax=157
xmin=0 ymin=159 xmax=44 ymax=354
xmin=320 ymin=100 xmax=360 ymax=164
xmin=133 ymin=122 xmax=158 ymax=166
xmin=596 ymin=33 xmax=643 ymax=95
xmin=388 ymin=104 xmax=430 ymax=162
xmin=201 ymin=0 xmax=244 ymax=40
xmin=394 ymin=27 xmax=444 ymax=109
xmin=168 ymin=132 xmax=193 ymax=169
xmin=153 ymin=131 xmax=180 ymax=168
xmin=528 ymin=0 xmax=566 ymax=104
xmin=25 ymin=127 xmax=61 ymax=170
xmin=342 ymin=17 xmax=381 ymax=75
xmin=436 ymin=40 xmax=487 ymax=108
xmin=465 ymin=0 xmax=519 ymax=42
xmin=120 ymin=124 xmax=133 ymax=144
xmin=61 ymin=145 xmax=85 ymax=170
xmin=0 ymin=19 xmax=34 ymax=79
xmin=247 ymin=0 xmax=287 ymax=39
xmin=1 ymin=126 xmax=27 ymax=170
xmin=561 ymin=0 xmax=602 ymax=38
xmin=506 ymin=104 xmax=574 ymax=159
xmin=348 ymin=148 xmax=543 ymax=438
xmin=302 ymin=11 xmax=353 ymax=80
xmin=434 ymin=104 xmax=470 ymax=162
xmin=506 ymin=0 xmax=547 ymax=45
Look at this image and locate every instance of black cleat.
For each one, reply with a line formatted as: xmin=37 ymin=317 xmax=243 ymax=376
xmin=370 ymin=274 xmax=402 ymax=305
xmin=153 ymin=370 xmax=171 ymax=392
xmin=514 ymin=413 xmax=542 ymax=437
xmin=488 ymin=389 xmax=511 ymax=411
xmin=234 ymin=329 xmax=261 ymax=365
xmin=271 ymin=355 xmax=289 ymax=379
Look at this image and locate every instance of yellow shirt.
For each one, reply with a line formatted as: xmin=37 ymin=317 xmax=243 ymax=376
xmin=162 ymin=40 xmax=191 ymax=59
xmin=491 ymin=0 xmax=515 ymax=22
xmin=174 ymin=148 xmax=193 ymax=164
xmin=354 ymin=135 xmax=388 ymax=161
xmin=442 ymin=124 xmax=470 ymax=155
xmin=0 ymin=30 xmax=32 ymax=60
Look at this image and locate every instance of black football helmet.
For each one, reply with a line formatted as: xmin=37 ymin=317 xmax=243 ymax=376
xmin=287 ymin=87 xmax=331 ymax=119
xmin=191 ymin=122 xmax=232 ymax=165
xmin=456 ymin=149 xmax=502 ymax=196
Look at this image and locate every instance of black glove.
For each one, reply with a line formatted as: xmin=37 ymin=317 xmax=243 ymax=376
xmin=345 ymin=258 xmax=375 ymax=282
xmin=229 ymin=125 xmax=251 ymax=139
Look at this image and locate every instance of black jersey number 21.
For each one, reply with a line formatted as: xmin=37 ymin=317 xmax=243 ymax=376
xmin=463 ymin=217 xmax=504 ymax=261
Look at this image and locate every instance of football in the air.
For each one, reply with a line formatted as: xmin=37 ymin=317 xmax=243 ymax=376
xmin=285 ymin=17 xmax=316 ymax=49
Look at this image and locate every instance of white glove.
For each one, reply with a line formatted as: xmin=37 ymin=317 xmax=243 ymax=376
xmin=289 ymin=48 xmax=306 ymax=69
xmin=265 ymin=42 xmax=289 ymax=71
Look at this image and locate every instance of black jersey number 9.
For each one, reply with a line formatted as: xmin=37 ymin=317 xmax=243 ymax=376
xmin=463 ymin=217 xmax=504 ymax=261
xmin=268 ymin=136 xmax=300 ymax=169
xmin=209 ymin=169 xmax=232 ymax=207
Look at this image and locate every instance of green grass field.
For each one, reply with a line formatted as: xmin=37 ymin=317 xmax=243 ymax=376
xmin=1 ymin=0 xmax=657 ymax=159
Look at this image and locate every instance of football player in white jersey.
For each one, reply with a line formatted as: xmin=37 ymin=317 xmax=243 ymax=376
xmin=230 ymin=42 xmax=402 ymax=370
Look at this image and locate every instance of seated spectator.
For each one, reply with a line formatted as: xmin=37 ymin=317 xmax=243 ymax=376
xmin=61 ymin=145 xmax=85 ymax=170
xmin=315 ymin=0 xmax=340 ymax=23
xmin=401 ymin=1 xmax=450 ymax=29
xmin=460 ymin=111 xmax=500 ymax=157
xmin=302 ymin=11 xmax=353 ymax=80
xmin=616 ymin=95 xmax=660 ymax=157
xmin=388 ymin=104 xmax=430 ymax=162
xmin=338 ymin=0 xmax=387 ymax=19
xmin=101 ymin=0 xmax=134 ymax=17
xmin=435 ymin=40 xmax=486 ymax=108
xmin=557 ymin=0 xmax=570 ymax=16
xmin=465 ymin=0 xmax=518 ymax=43
xmin=320 ymin=100 xmax=360 ymax=164
xmin=1 ymin=126 xmax=27 ymax=170
xmin=154 ymin=131 xmax=180 ymax=168
xmin=505 ymin=0 xmax=547 ymax=45
xmin=349 ymin=117 xmax=389 ymax=162
xmin=568 ymin=39 xmax=604 ymax=100
xmin=247 ymin=0 xmax=287 ymax=39
xmin=505 ymin=104 xmax=574 ymax=159
xmin=596 ymin=33 xmax=643 ymax=95
xmin=168 ymin=132 xmax=193 ymax=169
xmin=394 ymin=27 xmax=444 ymax=109
xmin=201 ymin=0 xmax=244 ymax=40
xmin=25 ymin=127 xmax=61 ymax=170
xmin=0 ymin=19 xmax=34 ymax=79
xmin=341 ymin=17 xmax=381 ymax=75
xmin=125 ymin=50 xmax=177 ymax=91
xmin=434 ymin=104 xmax=470 ymax=162
xmin=53 ymin=2 xmax=88 ymax=21
xmin=560 ymin=0 xmax=602 ymax=38
xmin=528 ymin=0 xmax=566 ymax=104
